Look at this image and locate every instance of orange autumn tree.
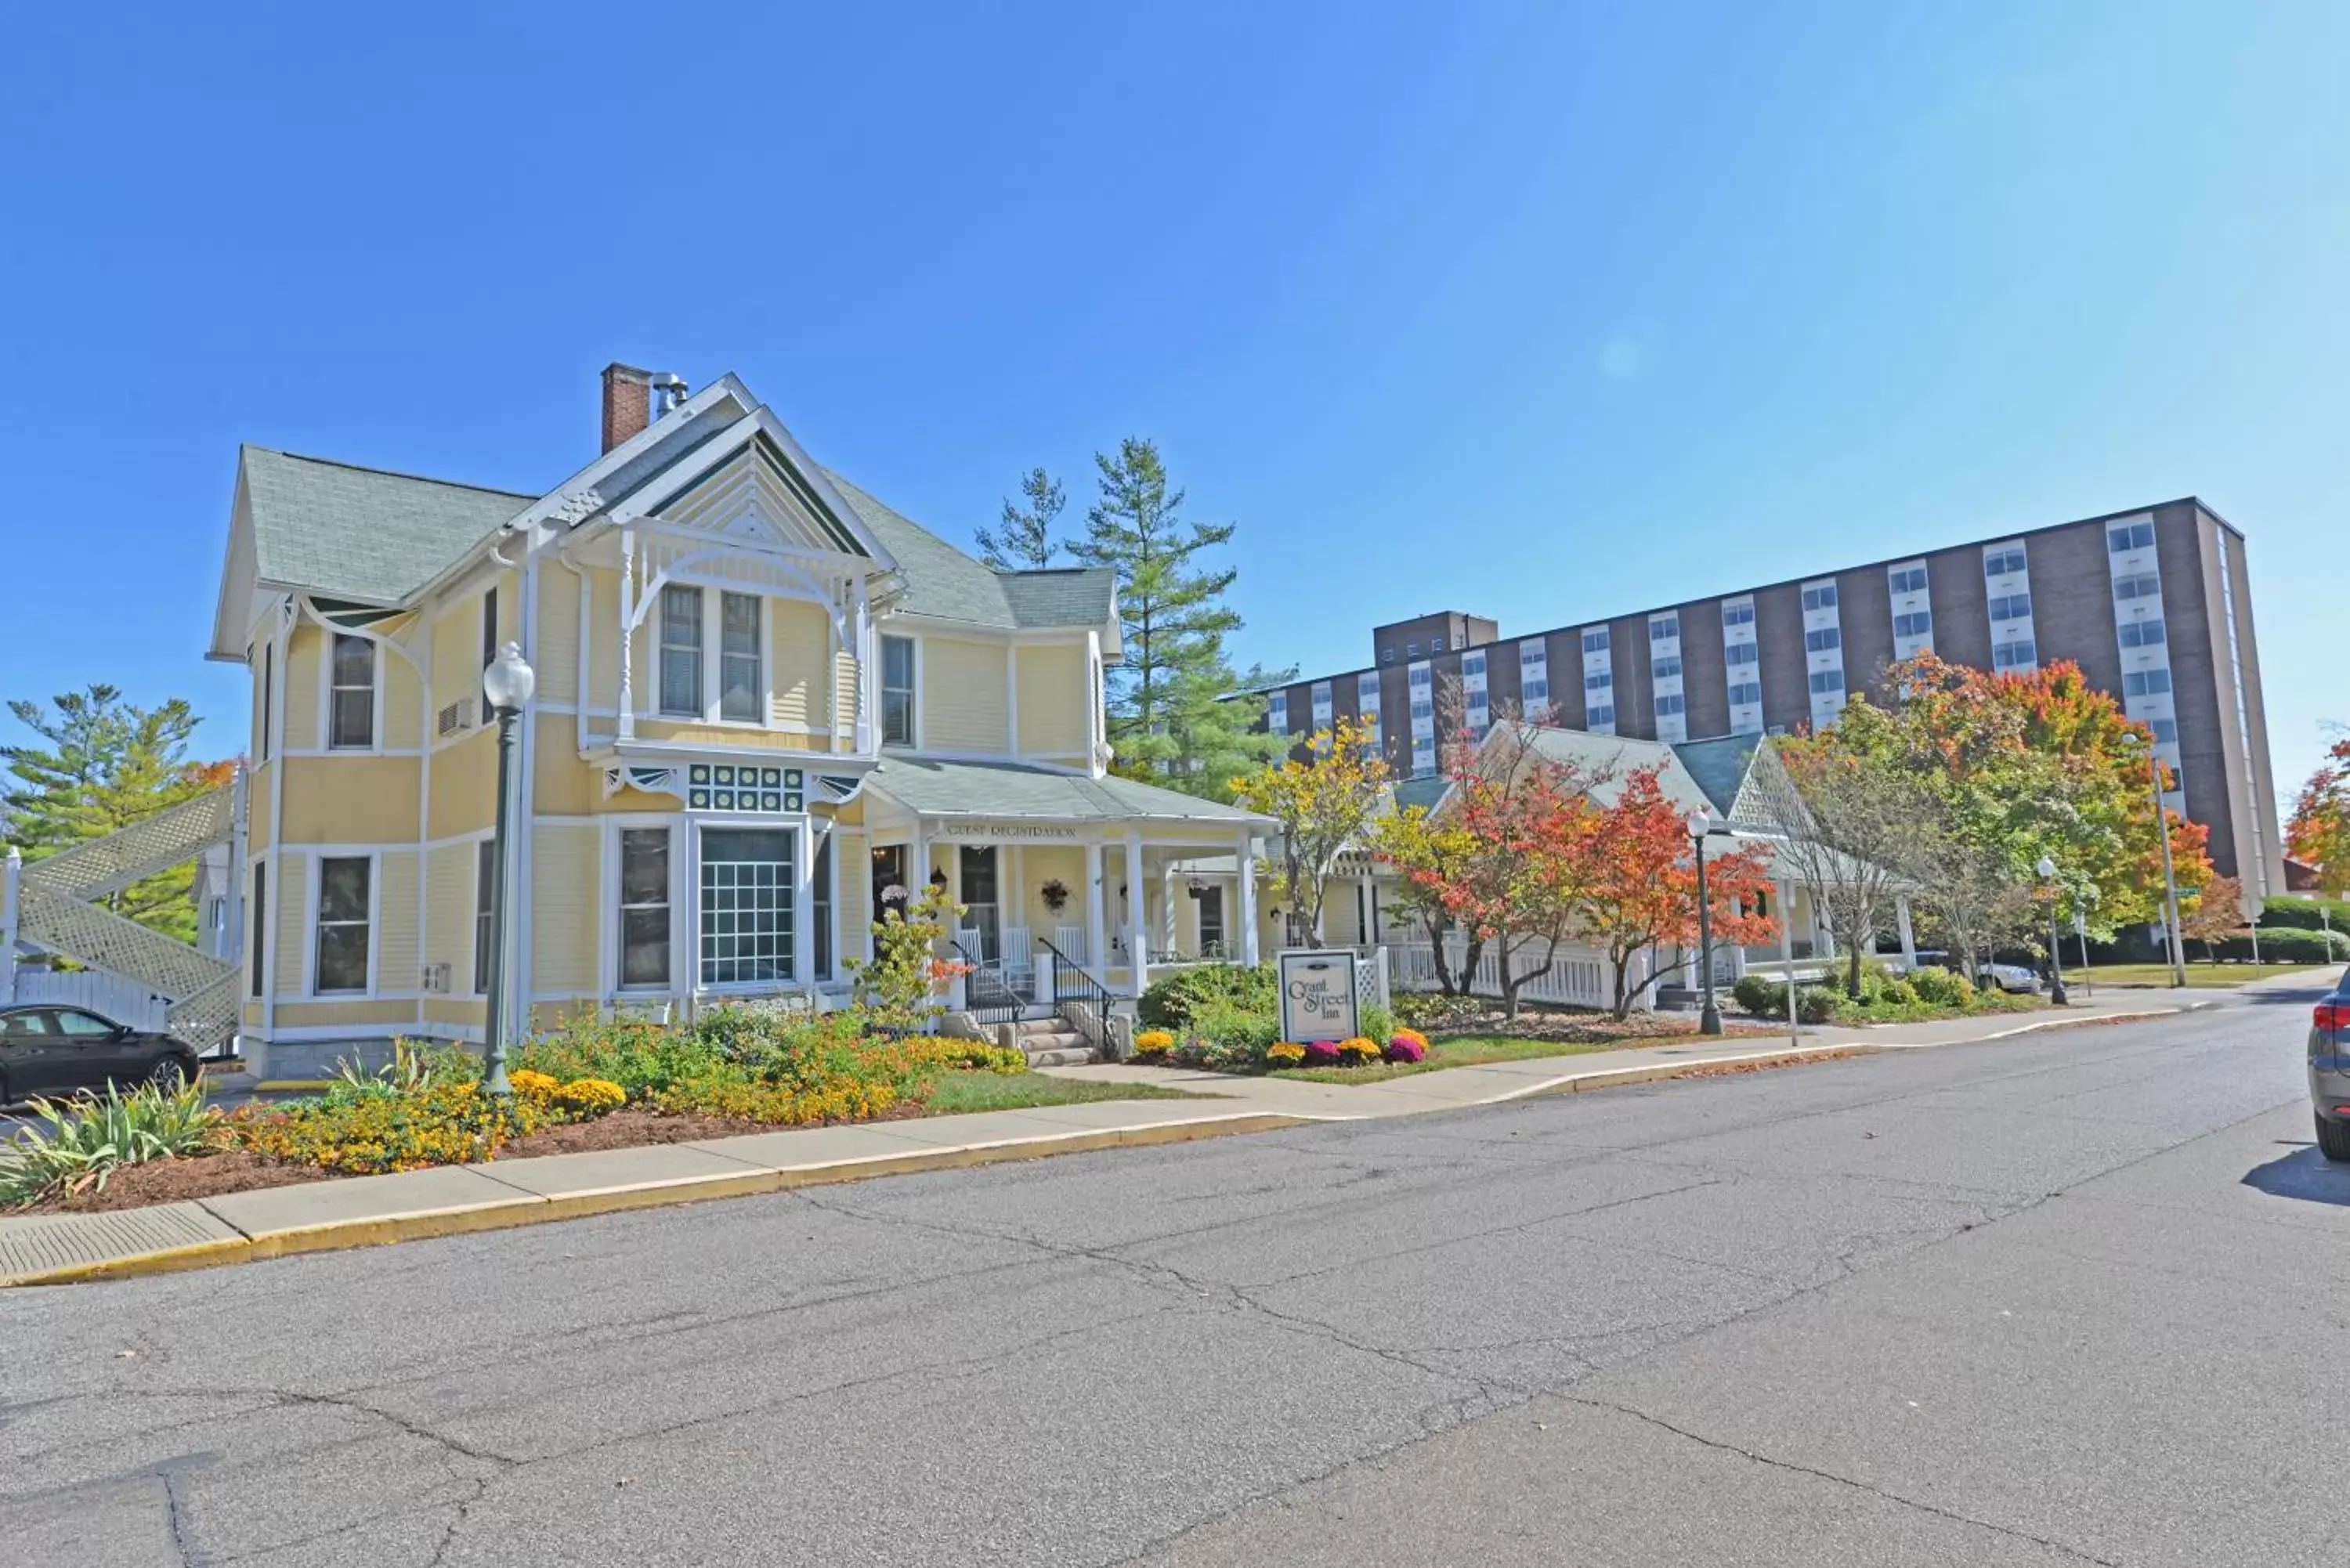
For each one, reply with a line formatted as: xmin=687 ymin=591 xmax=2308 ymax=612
xmin=1567 ymin=768 xmax=1777 ymax=1020
xmin=2287 ymin=735 xmax=2350 ymax=898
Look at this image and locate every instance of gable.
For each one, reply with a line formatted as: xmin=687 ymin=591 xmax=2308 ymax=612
xmin=651 ymin=434 xmax=870 ymax=557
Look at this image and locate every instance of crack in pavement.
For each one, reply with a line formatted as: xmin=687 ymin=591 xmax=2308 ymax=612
xmin=1557 ymin=1394 xmax=2123 ymax=1566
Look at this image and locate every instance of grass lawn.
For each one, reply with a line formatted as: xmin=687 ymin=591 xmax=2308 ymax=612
xmin=913 ymin=1071 xmax=1207 ymax=1115
xmin=2075 ymin=962 xmax=2334 ymax=989
xmin=1268 ymin=1033 xmax=1665 ymax=1085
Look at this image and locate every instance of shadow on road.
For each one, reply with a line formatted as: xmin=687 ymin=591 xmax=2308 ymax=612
xmin=2242 ymin=1143 xmax=2350 ymax=1206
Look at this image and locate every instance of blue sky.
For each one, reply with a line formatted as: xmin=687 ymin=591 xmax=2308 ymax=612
xmin=3 ymin=2 xmax=2342 ymax=804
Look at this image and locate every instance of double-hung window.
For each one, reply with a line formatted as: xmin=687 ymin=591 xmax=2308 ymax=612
xmin=313 ymin=856 xmax=371 ymax=993
xmin=812 ymin=833 xmax=834 ymax=982
xmin=329 ymin=634 xmax=375 ymax=749
xmin=473 ymin=839 xmax=497 ymax=995
xmin=700 ymin=827 xmax=794 ymax=986
xmin=880 ymin=634 xmax=916 ymax=745
xmin=660 ymin=586 xmax=704 ymax=716
xmin=719 ymin=592 xmax=762 ymax=721
xmin=618 ymin=829 xmax=671 ymax=988
xmin=249 ymin=865 xmax=267 ymax=999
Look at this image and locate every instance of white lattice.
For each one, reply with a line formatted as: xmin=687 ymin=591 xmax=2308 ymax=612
xmin=21 ymin=787 xmax=235 ymax=902
xmin=165 ymin=972 xmax=244 ymax=1054
xmin=16 ymin=883 xmax=237 ymax=1003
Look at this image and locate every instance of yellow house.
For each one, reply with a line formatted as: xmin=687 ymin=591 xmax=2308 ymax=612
xmin=208 ymin=364 xmax=1271 ymax=1075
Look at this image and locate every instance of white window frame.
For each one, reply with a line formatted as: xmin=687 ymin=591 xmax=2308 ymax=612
xmin=308 ymin=851 xmax=378 ymax=997
xmin=606 ymin=818 xmax=685 ymax=995
xmin=879 ymin=632 xmax=920 ymax=747
xmin=658 ymin=583 xmax=706 ymax=718
xmin=324 ymin=632 xmax=381 ymax=751
xmin=717 ymin=590 xmax=766 ymax=724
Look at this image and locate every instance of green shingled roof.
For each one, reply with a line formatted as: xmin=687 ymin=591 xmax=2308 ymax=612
xmin=869 ymin=757 xmax=1267 ymax=826
xmin=1670 ymin=733 xmax=1766 ymax=817
xmin=242 ymin=446 xmax=532 ymax=604
xmin=822 ymin=470 xmax=1113 ymax=630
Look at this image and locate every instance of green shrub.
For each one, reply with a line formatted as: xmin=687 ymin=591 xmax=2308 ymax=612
xmin=1392 ymin=991 xmax=1483 ymax=1031
xmin=2257 ymin=895 xmax=2350 ymax=933
xmin=1358 ymin=1003 xmax=1396 ymax=1047
xmin=1794 ymin=986 xmax=1838 ymax=1025
xmin=1732 ymin=975 xmax=1788 ymax=1016
xmin=1177 ymin=995 xmax=1280 ymax=1071
xmin=1877 ymin=976 xmax=1919 ymax=1006
xmin=2210 ymin=928 xmax=2350 ymax=963
xmin=0 ymin=1083 xmax=223 ymax=1207
xmin=1906 ymin=966 xmax=1973 ymax=1007
xmin=231 ymin=1082 xmax=547 ymax=1173
xmin=1138 ymin=963 xmax=1277 ymax=1030
xmin=515 ymin=1015 xmax=733 ymax=1098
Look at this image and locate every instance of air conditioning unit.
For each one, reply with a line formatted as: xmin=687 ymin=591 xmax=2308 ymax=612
xmin=436 ymin=699 xmax=473 ymax=738
xmin=421 ymin=963 xmax=451 ymax=994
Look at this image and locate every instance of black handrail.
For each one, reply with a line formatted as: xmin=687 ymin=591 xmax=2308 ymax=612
xmin=952 ymin=939 xmax=1023 ymax=1026
xmin=1037 ymin=938 xmax=1112 ymax=1016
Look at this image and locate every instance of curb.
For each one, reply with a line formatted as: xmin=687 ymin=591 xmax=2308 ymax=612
xmin=1484 ymin=1043 xmax=1889 ymax=1105
xmin=3 ymin=1113 xmax=1311 ymax=1288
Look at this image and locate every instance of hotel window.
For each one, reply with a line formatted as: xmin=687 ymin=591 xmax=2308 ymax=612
xmin=1889 ymin=566 xmax=1929 ymax=594
xmin=313 ymin=856 xmax=371 ymax=994
xmin=1406 ymin=641 xmax=1420 ymax=657
xmin=1268 ymin=690 xmax=1289 ymax=735
xmin=1808 ymin=670 xmax=1844 ymax=695
xmin=1381 ymin=649 xmax=1394 ymax=664
xmin=2107 ymin=521 xmax=2157 ymax=552
xmin=1728 ymin=681 xmax=1762 ymax=706
xmin=1311 ymin=680 xmax=1332 ymax=731
xmin=1356 ymin=671 xmax=1382 ymax=744
xmin=1409 ymin=693 xmax=1434 ymax=722
xmin=328 ymin=634 xmax=375 ymax=749
xmin=812 ymin=833 xmax=834 ymax=981
xmin=1652 ymin=655 xmax=1683 ymax=679
xmin=1654 ymin=693 xmax=1686 ymax=717
xmin=2113 ymin=573 xmax=2161 ymax=601
xmin=2124 ymin=669 xmax=2173 ymax=698
xmin=1804 ymin=627 xmax=1841 ymax=653
xmin=248 ymin=865 xmax=266 ymax=998
xmin=719 ymin=592 xmax=762 ymax=721
xmin=1412 ymin=734 xmax=1436 ymax=775
xmin=1582 ymin=627 xmax=1609 ymax=654
xmin=1989 ymin=592 xmax=2032 ymax=622
xmin=618 ymin=829 xmax=671 ymax=988
xmin=2119 ymin=619 xmax=2167 ymax=649
xmin=1894 ymin=611 xmax=1933 ymax=639
xmin=1585 ymin=670 xmax=1613 ymax=693
xmin=473 ymin=839 xmax=496 ymax=994
xmin=1650 ymin=615 xmax=1679 ymax=641
xmin=1993 ymin=638 xmax=2038 ymax=670
xmin=1586 ymin=703 xmax=1615 ymax=728
xmin=700 ymin=827 xmax=794 ymax=986
xmin=660 ymin=585 xmax=704 ymax=715
xmin=1726 ymin=642 xmax=1759 ymax=667
xmin=880 ymin=634 xmax=916 ymax=745
xmin=1462 ymin=651 xmax=1485 ymax=677
xmin=1984 ymin=547 xmax=2029 ymax=577
xmin=1431 ymin=634 xmax=1446 ymax=652
xmin=2149 ymin=717 xmax=2179 ymax=742
xmin=1722 ymin=602 xmax=1755 ymax=629
xmin=1801 ymin=583 xmax=1838 ymax=612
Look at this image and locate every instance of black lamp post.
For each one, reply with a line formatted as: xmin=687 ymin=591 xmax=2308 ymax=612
xmin=2037 ymin=854 xmax=2070 ymax=1006
xmin=480 ymin=640 xmax=536 ymax=1096
xmin=1687 ymin=809 xmax=1723 ymax=1036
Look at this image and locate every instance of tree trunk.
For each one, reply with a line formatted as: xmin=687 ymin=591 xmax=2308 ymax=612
xmin=1845 ymin=941 xmax=1864 ymax=998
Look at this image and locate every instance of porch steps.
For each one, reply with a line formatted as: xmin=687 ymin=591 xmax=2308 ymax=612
xmin=1014 ymin=1016 xmax=1096 ymax=1068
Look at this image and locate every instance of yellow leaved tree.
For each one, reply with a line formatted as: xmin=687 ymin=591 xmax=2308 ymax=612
xmin=1232 ymin=717 xmax=1390 ymax=948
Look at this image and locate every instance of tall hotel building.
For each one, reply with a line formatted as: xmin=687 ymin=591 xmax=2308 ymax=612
xmin=1264 ymin=498 xmax=2283 ymax=894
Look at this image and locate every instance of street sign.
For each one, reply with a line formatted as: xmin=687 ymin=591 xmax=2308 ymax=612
xmin=1278 ymin=948 xmax=1359 ymax=1043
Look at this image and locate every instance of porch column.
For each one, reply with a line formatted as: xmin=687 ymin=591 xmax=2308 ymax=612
xmin=1126 ymin=831 xmax=1148 ymax=995
xmin=616 ymin=529 xmax=636 ymax=742
xmin=794 ymin=820 xmax=815 ymax=987
xmin=1161 ymin=862 xmax=1178 ymax=963
xmin=1084 ymin=840 xmax=1106 ymax=970
xmin=1236 ymin=832 xmax=1260 ymax=964
xmin=1896 ymin=894 xmax=1917 ymax=970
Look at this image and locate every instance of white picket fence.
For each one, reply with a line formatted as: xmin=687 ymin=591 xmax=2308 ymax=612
xmin=5 ymin=968 xmax=172 ymax=1031
xmin=1384 ymin=938 xmax=1619 ymax=1010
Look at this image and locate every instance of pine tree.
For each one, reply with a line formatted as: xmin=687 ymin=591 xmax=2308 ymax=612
xmin=974 ymin=468 xmax=1065 ymax=572
xmin=2 ymin=685 xmax=223 ymax=941
xmin=1069 ymin=439 xmax=1284 ymax=797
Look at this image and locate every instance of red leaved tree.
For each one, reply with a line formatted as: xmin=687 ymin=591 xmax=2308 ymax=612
xmin=1564 ymin=767 xmax=1779 ymax=1019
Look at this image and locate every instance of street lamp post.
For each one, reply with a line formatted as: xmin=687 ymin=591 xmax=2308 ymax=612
xmin=2036 ymin=855 xmax=2069 ymax=1006
xmin=480 ymin=641 xmax=537 ymax=1097
xmin=1687 ymin=810 xmax=1723 ymax=1036
xmin=2129 ymin=734 xmax=2189 ymax=988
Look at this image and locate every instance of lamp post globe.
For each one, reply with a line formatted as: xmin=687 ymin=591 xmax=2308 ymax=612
xmin=1687 ymin=811 xmax=1722 ymax=1036
xmin=479 ymin=641 xmax=536 ymax=1095
xmin=2036 ymin=856 xmax=2069 ymax=1006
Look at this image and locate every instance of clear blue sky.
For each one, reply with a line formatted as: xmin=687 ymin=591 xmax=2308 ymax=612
xmin=4 ymin=2 xmax=2342 ymax=806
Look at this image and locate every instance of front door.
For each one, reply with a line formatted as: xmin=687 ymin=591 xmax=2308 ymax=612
xmin=959 ymin=846 xmax=999 ymax=963
xmin=1197 ymin=886 xmax=1226 ymax=959
xmin=871 ymin=844 xmax=908 ymax=925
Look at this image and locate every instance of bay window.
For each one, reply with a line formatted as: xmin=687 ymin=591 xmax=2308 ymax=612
xmin=700 ymin=827 xmax=794 ymax=986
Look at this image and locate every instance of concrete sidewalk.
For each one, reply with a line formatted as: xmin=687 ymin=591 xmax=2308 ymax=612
xmin=0 ymin=988 xmax=2226 ymax=1288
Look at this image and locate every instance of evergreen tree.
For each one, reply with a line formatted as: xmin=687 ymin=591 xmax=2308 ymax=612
xmin=1069 ymin=438 xmax=1284 ymax=797
xmin=974 ymin=468 xmax=1065 ymax=571
xmin=3 ymin=685 xmax=223 ymax=941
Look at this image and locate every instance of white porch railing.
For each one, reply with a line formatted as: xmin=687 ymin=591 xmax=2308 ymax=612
xmin=1384 ymin=937 xmax=1618 ymax=1011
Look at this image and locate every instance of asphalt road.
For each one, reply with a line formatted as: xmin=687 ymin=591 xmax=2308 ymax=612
xmin=4 ymin=989 xmax=2344 ymax=1567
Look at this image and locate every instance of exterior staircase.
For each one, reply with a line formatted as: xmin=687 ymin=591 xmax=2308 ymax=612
xmin=1014 ymin=1014 xmax=1096 ymax=1068
xmin=2 ymin=776 xmax=244 ymax=1056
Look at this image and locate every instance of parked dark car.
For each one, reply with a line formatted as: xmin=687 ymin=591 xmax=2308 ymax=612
xmin=2308 ymin=969 xmax=2350 ymax=1162
xmin=0 ymin=1005 xmax=200 ymax=1106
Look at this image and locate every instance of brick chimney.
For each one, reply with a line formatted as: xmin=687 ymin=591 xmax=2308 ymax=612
xmin=600 ymin=363 xmax=656 ymax=453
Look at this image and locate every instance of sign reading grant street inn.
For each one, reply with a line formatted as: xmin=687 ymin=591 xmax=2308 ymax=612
xmin=1278 ymin=948 xmax=1359 ymax=1044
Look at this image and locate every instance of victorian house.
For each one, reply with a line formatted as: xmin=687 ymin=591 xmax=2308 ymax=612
xmin=208 ymin=364 xmax=1271 ymax=1075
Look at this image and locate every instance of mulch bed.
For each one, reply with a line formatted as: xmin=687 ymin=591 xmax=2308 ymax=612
xmin=1672 ymin=1050 xmax=1860 ymax=1079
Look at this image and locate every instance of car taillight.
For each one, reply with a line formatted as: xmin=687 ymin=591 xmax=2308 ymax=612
xmin=2316 ymin=1003 xmax=2350 ymax=1034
